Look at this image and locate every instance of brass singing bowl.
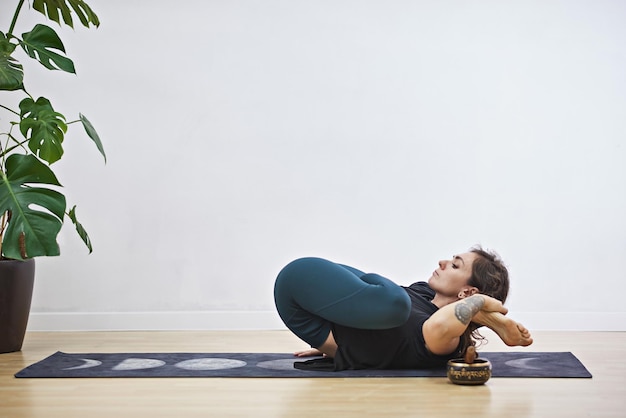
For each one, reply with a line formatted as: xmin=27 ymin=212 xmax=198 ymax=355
xmin=446 ymin=358 xmax=492 ymax=385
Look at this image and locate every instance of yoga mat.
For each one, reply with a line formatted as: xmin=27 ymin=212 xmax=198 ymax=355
xmin=15 ymin=351 xmax=591 ymax=378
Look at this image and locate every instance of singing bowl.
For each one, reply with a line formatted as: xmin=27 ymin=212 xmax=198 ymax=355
xmin=446 ymin=358 xmax=492 ymax=385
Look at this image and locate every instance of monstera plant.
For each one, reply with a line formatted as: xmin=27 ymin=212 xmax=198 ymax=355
xmin=0 ymin=0 xmax=105 ymax=260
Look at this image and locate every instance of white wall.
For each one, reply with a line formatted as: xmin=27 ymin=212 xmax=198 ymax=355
xmin=9 ymin=0 xmax=625 ymax=331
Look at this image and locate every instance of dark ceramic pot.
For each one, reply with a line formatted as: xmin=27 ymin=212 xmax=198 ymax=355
xmin=0 ymin=258 xmax=35 ymax=354
xmin=447 ymin=358 xmax=492 ymax=385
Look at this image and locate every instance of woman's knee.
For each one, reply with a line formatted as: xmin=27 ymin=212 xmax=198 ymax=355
xmin=274 ymin=258 xmax=325 ymax=311
xmin=277 ymin=257 xmax=324 ymax=279
xmin=275 ymin=257 xmax=317 ymax=292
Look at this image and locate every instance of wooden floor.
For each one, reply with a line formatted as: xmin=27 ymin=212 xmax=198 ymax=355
xmin=0 ymin=330 xmax=625 ymax=418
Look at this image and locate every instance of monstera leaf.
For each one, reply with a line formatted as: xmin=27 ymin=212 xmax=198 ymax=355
xmin=20 ymin=24 xmax=76 ymax=73
xmin=19 ymin=97 xmax=67 ymax=164
xmin=0 ymin=31 xmax=23 ymax=91
xmin=80 ymin=113 xmax=107 ymax=163
xmin=0 ymin=154 xmax=66 ymax=259
xmin=68 ymin=205 xmax=92 ymax=253
xmin=32 ymin=0 xmax=100 ymax=29
xmin=20 ymin=24 xmax=75 ymax=73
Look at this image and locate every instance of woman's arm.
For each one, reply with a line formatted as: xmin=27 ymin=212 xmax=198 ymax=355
xmin=422 ymin=294 xmax=508 ymax=355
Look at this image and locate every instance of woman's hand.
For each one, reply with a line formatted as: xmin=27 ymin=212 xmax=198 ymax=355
xmin=478 ymin=294 xmax=508 ymax=315
xmin=293 ymin=348 xmax=325 ymax=357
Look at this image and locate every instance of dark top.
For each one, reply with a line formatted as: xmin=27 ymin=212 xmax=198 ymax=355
xmin=330 ymin=281 xmax=461 ymax=370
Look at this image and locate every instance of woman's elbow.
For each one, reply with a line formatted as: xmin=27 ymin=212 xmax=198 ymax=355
xmin=422 ymin=318 xmax=459 ymax=355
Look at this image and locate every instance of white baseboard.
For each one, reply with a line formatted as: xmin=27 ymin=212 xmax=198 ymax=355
xmin=27 ymin=311 xmax=287 ymax=332
xmin=514 ymin=312 xmax=626 ymax=332
xmin=26 ymin=311 xmax=626 ymax=332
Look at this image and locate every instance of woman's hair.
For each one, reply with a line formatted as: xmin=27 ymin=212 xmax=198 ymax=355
xmin=460 ymin=245 xmax=510 ymax=353
xmin=467 ymin=246 xmax=510 ymax=304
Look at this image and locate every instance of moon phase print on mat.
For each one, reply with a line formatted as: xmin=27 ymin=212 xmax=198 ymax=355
xmin=112 ymin=358 xmax=166 ymax=370
xmin=504 ymin=357 xmax=542 ymax=370
xmin=174 ymin=358 xmax=247 ymax=370
xmin=62 ymin=358 xmax=103 ymax=370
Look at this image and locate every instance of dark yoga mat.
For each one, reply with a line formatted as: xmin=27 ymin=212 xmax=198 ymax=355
xmin=14 ymin=351 xmax=592 ymax=378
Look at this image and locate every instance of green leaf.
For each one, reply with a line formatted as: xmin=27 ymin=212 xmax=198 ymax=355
xmin=19 ymin=97 xmax=67 ymax=164
xmin=20 ymin=24 xmax=75 ymax=73
xmin=0 ymin=32 xmax=17 ymax=54
xmin=68 ymin=205 xmax=92 ymax=253
xmin=0 ymin=154 xmax=66 ymax=259
xmin=0 ymin=55 xmax=24 ymax=91
xmin=80 ymin=114 xmax=106 ymax=163
xmin=32 ymin=0 xmax=100 ymax=29
xmin=0 ymin=31 xmax=23 ymax=91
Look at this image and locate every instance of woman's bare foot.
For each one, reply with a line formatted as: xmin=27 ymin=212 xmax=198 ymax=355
xmin=473 ymin=311 xmax=533 ymax=347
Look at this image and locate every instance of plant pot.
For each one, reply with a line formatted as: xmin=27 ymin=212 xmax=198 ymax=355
xmin=0 ymin=258 xmax=35 ymax=354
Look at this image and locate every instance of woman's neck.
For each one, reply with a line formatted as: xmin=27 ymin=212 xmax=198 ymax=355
xmin=431 ymin=293 xmax=459 ymax=309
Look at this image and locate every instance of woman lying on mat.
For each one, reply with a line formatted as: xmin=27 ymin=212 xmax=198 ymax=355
xmin=273 ymin=246 xmax=533 ymax=370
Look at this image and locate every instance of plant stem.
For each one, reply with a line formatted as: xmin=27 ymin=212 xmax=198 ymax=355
xmin=8 ymin=0 xmax=26 ymax=36
xmin=0 ymin=137 xmax=29 ymax=158
xmin=0 ymin=211 xmax=6 ymax=258
xmin=0 ymin=104 xmax=20 ymax=116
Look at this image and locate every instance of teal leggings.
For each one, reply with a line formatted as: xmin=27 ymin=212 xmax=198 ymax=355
xmin=273 ymin=257 xmax=411 ymax=348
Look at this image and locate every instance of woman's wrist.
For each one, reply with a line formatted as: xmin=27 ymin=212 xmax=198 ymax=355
xmin=454 ymin=295 xmax=485 ymax=325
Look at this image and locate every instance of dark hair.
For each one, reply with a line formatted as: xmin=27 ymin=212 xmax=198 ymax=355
xmin=468 ymin=246 xmax=510 ymax=304
xmin=460 ymin=245 xmax=510 ymax=353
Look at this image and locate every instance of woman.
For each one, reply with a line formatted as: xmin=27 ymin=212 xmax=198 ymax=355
xmin=274 ymin=246 xmax=533 ymax=370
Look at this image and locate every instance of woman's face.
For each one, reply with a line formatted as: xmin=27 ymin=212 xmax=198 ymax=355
xmin=428 ymin=252 xmax=478 ymax=297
